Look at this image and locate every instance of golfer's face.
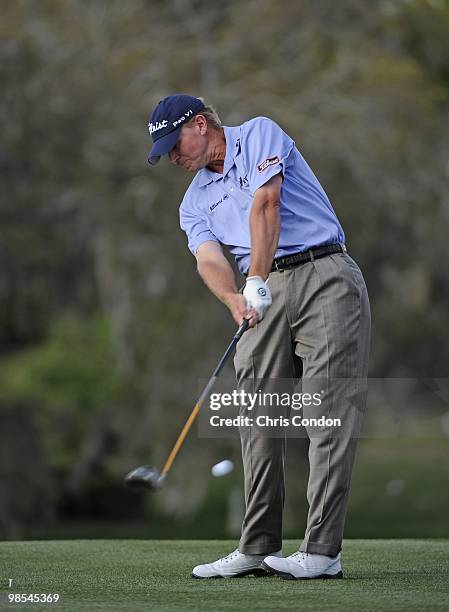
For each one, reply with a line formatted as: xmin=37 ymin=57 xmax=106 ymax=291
xmin=169 ymin=123 xmax=208 ymax=172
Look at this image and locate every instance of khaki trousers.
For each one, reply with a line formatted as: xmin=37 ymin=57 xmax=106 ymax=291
xmin=234 ymin=252 xmax=371 ymax=556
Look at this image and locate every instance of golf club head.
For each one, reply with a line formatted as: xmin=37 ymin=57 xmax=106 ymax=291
xmin=124 ymin=466 xmax=164 ymax=491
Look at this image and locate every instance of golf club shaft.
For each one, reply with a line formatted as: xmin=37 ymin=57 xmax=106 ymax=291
xmin=160 ymin=319 xmax=249 ymax=477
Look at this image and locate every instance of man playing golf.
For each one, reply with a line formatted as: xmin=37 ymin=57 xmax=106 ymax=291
xmin=147 ymin=94 xmax=371 ymax=580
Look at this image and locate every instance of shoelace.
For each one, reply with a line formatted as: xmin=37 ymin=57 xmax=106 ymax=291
xmin=289 ymin=551 xmax=309 ymax=561
xmin=221 ymin=549 xmax=240 ymax=564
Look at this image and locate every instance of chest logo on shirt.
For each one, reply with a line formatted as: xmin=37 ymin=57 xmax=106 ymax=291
xmin=209 ymin=193 xmax=229 ymax=212
xmin=239 ymin=175 xmax=249 ymax=188
xmin=257 ymin=156 xmax=280 ymax=173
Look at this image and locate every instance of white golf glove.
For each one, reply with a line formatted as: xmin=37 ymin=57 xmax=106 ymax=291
xmin=243 ymin=276 xmax=272 ymax=321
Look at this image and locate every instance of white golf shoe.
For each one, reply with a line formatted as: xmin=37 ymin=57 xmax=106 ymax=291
xmin=192 ymin=548 xmax=283 ymax=579
xmin=262 ymin=550 xmax=343 ymax=580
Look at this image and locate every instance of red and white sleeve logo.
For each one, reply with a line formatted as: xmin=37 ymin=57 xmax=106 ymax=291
xmin=257 ymin=156 xmax=280 ymax=172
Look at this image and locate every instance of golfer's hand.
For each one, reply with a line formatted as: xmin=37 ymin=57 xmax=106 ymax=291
xmin=224 ymin=293 xmax=258 ymax=328
xmin=243 ymin=276 xmax=272 ymax=322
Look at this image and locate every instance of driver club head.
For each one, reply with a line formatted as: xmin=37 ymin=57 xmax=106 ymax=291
xmin=124 ymin=466 xmax=165 ymax=491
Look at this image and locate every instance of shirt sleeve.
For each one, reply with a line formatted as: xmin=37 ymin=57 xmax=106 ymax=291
xmin=179 ymin=201 xmax=220 ymax=256
xmin=241 ymin=117 xmax=295 ymax=195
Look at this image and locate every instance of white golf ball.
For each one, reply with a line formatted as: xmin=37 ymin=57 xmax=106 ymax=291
xmin=211 ymin=459 xmax=234 ymax=477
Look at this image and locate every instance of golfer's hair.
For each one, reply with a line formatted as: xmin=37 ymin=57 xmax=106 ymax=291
xmin=195 ymin=98 xmax=222 ymax=129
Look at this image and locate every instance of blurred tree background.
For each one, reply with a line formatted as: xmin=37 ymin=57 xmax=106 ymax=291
xmin=1 ymin=0 xmax=449 ymax=540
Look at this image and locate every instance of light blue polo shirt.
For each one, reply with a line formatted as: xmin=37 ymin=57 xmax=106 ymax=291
xmin=179 ymin=117 xmax=345 ymax=274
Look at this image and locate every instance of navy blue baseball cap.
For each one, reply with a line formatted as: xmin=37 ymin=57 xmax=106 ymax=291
xmin=147 ymin=94 xmax=205 ymax=165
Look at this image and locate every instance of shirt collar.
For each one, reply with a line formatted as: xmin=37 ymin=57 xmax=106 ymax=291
xmin=196 ymin=125 xmax=241 ymax=188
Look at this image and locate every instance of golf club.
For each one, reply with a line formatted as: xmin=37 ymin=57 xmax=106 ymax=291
xmin=124 ymin=318 xmax=249 ymax=491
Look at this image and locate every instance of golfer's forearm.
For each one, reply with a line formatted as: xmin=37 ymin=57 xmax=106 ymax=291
xmin=197 ymin=257 xmax=239 ymax=307
xmin=247 ymin=190 xmax=281 ymax=279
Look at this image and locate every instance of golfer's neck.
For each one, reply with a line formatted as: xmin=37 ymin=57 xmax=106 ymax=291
xmin=206 ymin=129 xmax=226 ymax=174
xmin=207 ymin=160 xmax=224 ymax=173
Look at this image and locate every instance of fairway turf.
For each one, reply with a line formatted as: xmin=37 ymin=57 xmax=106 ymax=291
xmin=1 ymin=540 xmax=449 ymax=611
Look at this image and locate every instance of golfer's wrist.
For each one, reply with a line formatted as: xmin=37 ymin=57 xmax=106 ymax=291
xmin=247 ymin=267 xmax=270 ymax=281
xmin=221 ymin=290 xmax=241 ymax=308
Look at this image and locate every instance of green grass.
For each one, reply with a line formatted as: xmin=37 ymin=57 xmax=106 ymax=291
xmin=1 ymin=540 xmax=449 ymax=611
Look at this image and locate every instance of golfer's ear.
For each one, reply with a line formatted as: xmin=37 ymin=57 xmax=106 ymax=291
xmin=195 ymin=114 xmax=208 ymax=134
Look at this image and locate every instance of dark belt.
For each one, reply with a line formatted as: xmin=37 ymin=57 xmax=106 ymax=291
xmin=271 ymin=243 xmax=346 ymax=272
